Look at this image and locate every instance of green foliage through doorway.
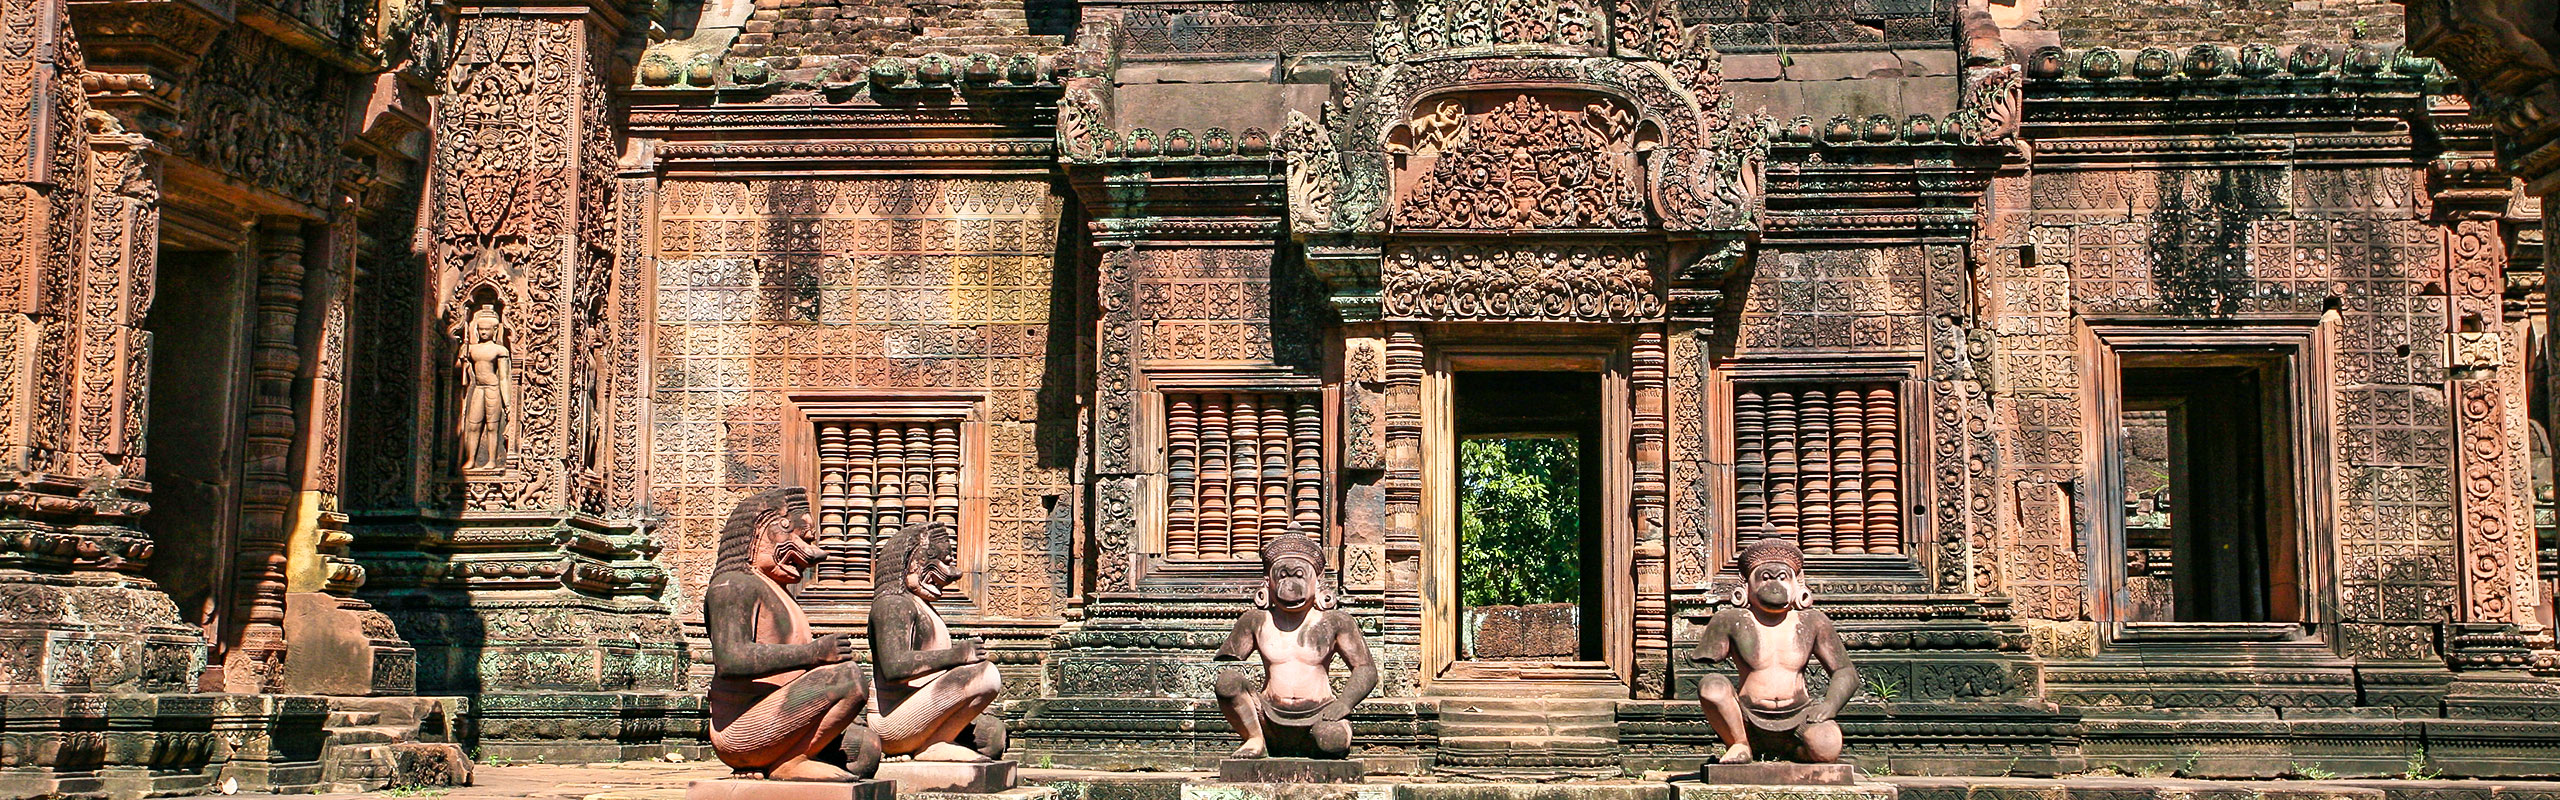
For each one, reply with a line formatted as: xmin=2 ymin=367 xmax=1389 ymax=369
xmin=1457 ymin=437 xmax=1583 ymax=609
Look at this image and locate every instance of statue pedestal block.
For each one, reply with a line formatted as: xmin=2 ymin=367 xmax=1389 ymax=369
xmin=1675 ymin=776 xmax=1897 ymax=800
xmin=879 ymin=759 xmax=1021 ymax=793
xmin=686 ymin=779 xmax=896 ymax=800
xmin=1219 ymin=758 xmax=1367 ymax=783
xmin=1703 ymin=763 xmax=1858 ymax=786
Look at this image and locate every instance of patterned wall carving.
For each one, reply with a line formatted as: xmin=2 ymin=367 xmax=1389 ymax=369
xmin=2018 ymin=164 xmax=2465 ymax=624
xmin=1737 ymin=247 xmax=1928 ymax=352
xmin=653 ymin=178 xmax=1065 ymax=621
xmin=1381 ymin=244 xmax=1664 ymax=322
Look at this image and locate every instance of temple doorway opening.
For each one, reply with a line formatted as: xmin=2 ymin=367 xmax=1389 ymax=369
xmin=1452 ymin=370 xmax=1604 ymax=663
xmin=141 ymin=247 xmax=258 ymax=688
xmin=2114 ymin=354 xmax=2302 ymax=625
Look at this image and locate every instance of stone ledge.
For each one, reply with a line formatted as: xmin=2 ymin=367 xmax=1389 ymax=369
xmin=686 ymin=778 xmax=896 ymax=800
xmin=1220 ymin=758 xmax=1368 ymax=784
xmin=1674 ymin=781 xmax=1900 ymax=800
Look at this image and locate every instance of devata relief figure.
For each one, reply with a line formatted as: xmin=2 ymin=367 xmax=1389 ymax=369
xmin=869 ymin=521 xmax=1007 ymax=761
xmin=706 ymin=487 xmax=881 ymax=781
xmin=1215 ymin=530 xmax=1377 ymax=759
xmin=1689 ymin=537 xmax=1858 ymax=764
xmin=456 ymin=304 xmax=516 ymax=470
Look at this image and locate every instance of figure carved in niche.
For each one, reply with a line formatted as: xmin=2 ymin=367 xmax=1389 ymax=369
xmin=1394 ymin=98 xmax=1468 ymax=156
xmin=869 ymin=521 xmax=1008 ymax=761
xmin=456 ymin=304 xmax=516 ymax=471
xmin=1215 ymin=529 xmax=1378 ymax=759
xmin=1688 ymin=537 xmax=1857 ymax=763
xmin=706 ymin=487 xmax=881 ymax=781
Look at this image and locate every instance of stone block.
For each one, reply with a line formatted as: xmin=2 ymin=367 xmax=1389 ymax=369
xmin=1783 ymin=51 xmax=1904 ymax=81
xmin=1219 ymin=758 xmax=1367 ymax=783
xmin=1723 ymin=54 xmax=1786 ymax=81
xmin=1464 ymin=603 xmax=1578 ymax=659
xmin=687 ymin=778 xmax=896 ymax=800
xmin=1674 ymin=780 xmax=1900 ymax=800
xmin=1705 ymin=763 xmax=1858 ymax=786
xmin=879 ymin=759 xmax=1021 ymax=793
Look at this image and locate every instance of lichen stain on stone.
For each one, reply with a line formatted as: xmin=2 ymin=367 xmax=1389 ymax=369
xmin=2144 ymin=167 xmax=2285 ymax=318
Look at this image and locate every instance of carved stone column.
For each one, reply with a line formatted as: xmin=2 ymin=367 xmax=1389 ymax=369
xmin=389 ymin=0 xmax=688 ymax=758
xmin=2410 ymin=5 xmax=2560 ymax=676
xmin=0 ymin=12 xmax=207 ymax=793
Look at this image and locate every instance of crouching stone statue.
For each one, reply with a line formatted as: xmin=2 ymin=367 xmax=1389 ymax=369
xmin=1689 ymin=537 xmax=1858 ymax=765
xmin=705 ymin=487 xmax=881 ymax=781
xmin=1215 ymin=530 xmax=1376 ymax=763
xmin=868 ymin=521 xmax=1008 ymax=762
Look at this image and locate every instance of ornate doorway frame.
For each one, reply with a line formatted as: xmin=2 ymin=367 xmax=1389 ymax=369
xmin=1421 ymin=338 xmax=1635 ymax=691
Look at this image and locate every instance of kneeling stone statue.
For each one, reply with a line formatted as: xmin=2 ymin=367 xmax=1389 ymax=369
xmin=1215 ymin=530 xmax=1376 ymax=761
xmin=1689 ymin=536 xmax=1858 ymax=765
xmin=705 ymin=487 xmax=881 ymax=782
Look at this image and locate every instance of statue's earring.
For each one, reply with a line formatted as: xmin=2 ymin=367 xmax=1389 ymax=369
xmin=1793 ymin=587 xmax=1814 ymax=610
xmin=1729 ymin=587 xmax=1747 ymax=607
xmin=1251 ymin=587 xmax=1270 ymax=609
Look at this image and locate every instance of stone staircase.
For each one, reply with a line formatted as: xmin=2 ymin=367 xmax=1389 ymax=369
xmin=1432 ymin=697 xmax=1624 ymax=780
xmin=315 ymin=697 xmax=473 ymax=793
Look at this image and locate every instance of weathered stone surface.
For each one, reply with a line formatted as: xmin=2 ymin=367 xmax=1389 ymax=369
xmin=1185 ymin=782 xmax=1397 ymax=800
xmin=1703 ymin=764 xmax=1857 ymax=786
xmin=1220 ymin=758 xmax=1369 ymax=784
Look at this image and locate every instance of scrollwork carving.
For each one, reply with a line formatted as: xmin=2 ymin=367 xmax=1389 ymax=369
xmin=1381 ymin=244 xmax=1663 ymax=322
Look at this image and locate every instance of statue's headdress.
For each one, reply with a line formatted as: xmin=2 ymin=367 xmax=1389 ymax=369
xmin=873 ymin=520 xmax=956 ymax=596
xmin=1253 ymin=528 xmax=1338 ymax=611
xmin=1739 ymin=536 xmax=1804 ymax=575
xmin=1733 ymin=536 xmax=1814 ymax=611
xmin=715 ymin=487 xmax=810 ymax=576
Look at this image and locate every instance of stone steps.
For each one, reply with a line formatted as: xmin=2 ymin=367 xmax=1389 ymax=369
xmin=1435 ymin=698 xmax=1624 ymax=780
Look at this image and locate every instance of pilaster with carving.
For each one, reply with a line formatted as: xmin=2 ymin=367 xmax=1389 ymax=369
xmin=392 ymin=0 xmax=687 ymax=756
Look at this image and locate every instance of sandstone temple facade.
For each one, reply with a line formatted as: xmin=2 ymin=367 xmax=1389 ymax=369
xmin=4 ymin=0 xmax=2560 ymax=793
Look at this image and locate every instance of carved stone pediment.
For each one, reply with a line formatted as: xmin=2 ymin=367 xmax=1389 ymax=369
xmin=1388 ymin=91 xmax=1654 ymax=231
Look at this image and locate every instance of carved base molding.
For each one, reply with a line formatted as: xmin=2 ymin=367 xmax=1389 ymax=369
xmin=1621 ymin=701 xmax=2086 ymax=777
xmin=472 ymin=690 xmax=709 ymax=763
xmin=0 ymin=572 xmax=206 ymax=694
xmin=0 ymin=692 xmax=468 ymax=800
xmin=1014 ymin=697 xmax=1437 ymax=775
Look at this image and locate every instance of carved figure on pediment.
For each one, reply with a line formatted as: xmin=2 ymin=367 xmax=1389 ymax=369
xmin=1688 ymin=537 xmax=1857 ymax=764
xmin=869 ymin=521 xmax=1007 ymax=761
xmin=456 ymin=304 xmax=516 ymax=471
xmin=1215 ymin=529 xmax=1377 ymax=759
xmin=707 ymin=487 xmax=880 ymax=781
xmin=1393 ymin=99 xmax=1469 ymax=157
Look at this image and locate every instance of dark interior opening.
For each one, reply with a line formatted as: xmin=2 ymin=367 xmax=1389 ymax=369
xmin=2118 ymin=355 xmax=2300 ymax=624
xmin=1453 ymin=370 xmax=1602 ymax=661
xmin=142 ymin=248 xmax=256 ymax=672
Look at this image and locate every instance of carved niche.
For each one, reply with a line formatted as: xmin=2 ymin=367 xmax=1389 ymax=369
xmin=1389 ymin=91 xmax=1653 ymax=232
